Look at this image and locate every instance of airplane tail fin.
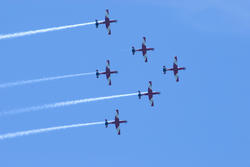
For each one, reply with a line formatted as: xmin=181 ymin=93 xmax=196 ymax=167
xmin=132 ymin=47 xmax=136 ymax=55
xmin=96 ymin=70 xmax=99 ymax=78
xmin=105 ymin=119 xmax=108 ymax=128
xmin=95 ymin=20 xmax=99 ymax=28
xmin=138 ymin=91 xmax=142 ymax=99
xmin=163 ymin=66 xmax=167 ymax=74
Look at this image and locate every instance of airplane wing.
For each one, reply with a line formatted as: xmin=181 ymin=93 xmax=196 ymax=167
xmin=106 ymin=9 xmax=109 ymax=18
xmin=116 ymin=126 xmax=121 ymax=135
xmin=174 ymin=56 xmax=178 ymax=66
xmin=174 ymin=70 xmax=179 ymax=82
xmin=108 ymin=76 xmax=111 ymax=85
xmin=150 ymin=98 xmax=154 ymax=107
xmin=143 ymin=53 xmax=148 ymax=62
xmin=107 ymin=26 xmax=111 ymax=35
xmin=116 ymin=109 xmax=119 ymax=118
xmin=115 ymin=110 xmax=120 ymax=135
xmin=148 ymin=81 xmax=152 ymax=90
xmin=106 ymin=60 xmax=110 ymax=69
xmin=143 ymin=37 xmax=146 ymax=45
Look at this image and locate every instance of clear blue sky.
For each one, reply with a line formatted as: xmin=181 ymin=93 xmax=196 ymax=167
xmin=0 ymin=0 xmax=249 ymax=166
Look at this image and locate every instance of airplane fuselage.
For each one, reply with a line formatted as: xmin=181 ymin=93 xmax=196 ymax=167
xmin=173 ymin=63 xmax=179 ymax=75
xmin=148 ymin=88 xmax=153 ymax=100
xmin=142 ymin=43 xmax=147 ymax=56
xmin=147 ymin=88 xmax=160 ymax=100
xmin=115 ymin=116 xmax=120 ymax=129
xmin=105 ymin=16 xmax=110 ymax=29
xmin=173 ymin=63 xmax=185 ymax=75
xmin=105 ymin=67 xmax=111 ymax=79
xmin=114 ymin=117 xmax=127 ymax=130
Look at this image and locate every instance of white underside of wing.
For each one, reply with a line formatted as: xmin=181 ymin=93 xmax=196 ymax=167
xmin=175 ymin=73 xmax=179 ymax=81
xmin=174 ymin=58 xmax=178 ymax=66
xmin=107 ymin=26 xmax=111 ymax=34
xmin=106 ymin=64 xmax=110 ymax=69
xmin=144 ymin=53 xmax=147 ymax=61
xmin=116 ymin=126 xmax=120 ymax=134
xmin=150 ymin=98 xmax=154 ymax=106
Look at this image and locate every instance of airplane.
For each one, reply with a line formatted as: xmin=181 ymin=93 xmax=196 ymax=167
xmin=95 ymin=9 xmax=118 ymax=35
xmin=96 ymin=60 xmax=118 ymax=86
xmin=132 ymin=37 xmax=155 ymax=62
xmin=138 ymin=81 xmax=160 ymax=107
xmin=163 ymin=56 xmax=186 ymax=82
xmin=105 ymin=109 xmax=127 ymax=135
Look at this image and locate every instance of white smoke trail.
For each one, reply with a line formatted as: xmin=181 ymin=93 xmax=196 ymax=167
xmin=1 ymin=92 xmax=143 ymax=116
xmin=0 ymin=21 xmax=101 ymax=40
xmin=0 ymin=72 xmax=95 ymax=88
xmin=0 ymin=121 xmax=104 ymax=140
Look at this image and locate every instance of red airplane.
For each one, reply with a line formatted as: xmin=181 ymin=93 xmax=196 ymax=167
xmin=105 ymin=109 xmax=127 ymax=135
xmin=163 ymin=56 xmax=186 ymax=82
xmin=96 ymin=60 xmax=118 ymax=86
xmin=138 ymin=81 xmax=160 ymax=107
xmin=132 ymin=37 xmax=155 ymax=62
xmin=95 ymin=9 xmax=118 ymax=35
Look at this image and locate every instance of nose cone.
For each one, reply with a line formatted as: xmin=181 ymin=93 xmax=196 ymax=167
xmin=116 ymin=109 xmax=119 ymax=114
xmin=149 ymin=81 xmax=152 ymax=86
xmin=143 ymin=37 xmax=146 ymax=41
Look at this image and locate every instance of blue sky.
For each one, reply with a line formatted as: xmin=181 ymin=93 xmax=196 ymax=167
xmin=0 ymin=0 xmax=249 ymax=166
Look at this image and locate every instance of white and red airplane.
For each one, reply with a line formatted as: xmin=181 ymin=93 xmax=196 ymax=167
xmin=96 ymin=60 xmax=118 ymax=86
xmin=95 ymin=9 xmax=118 ymax=35
xmin=132 ymin=37 xmax=155 ymax=62
xmin=105 ymin=109 xmax=127 ymax=135
xmin=163 ymin=56 xmax=186 ymax=82
xmin=138 ymin=81 xmax=160 ymax=107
